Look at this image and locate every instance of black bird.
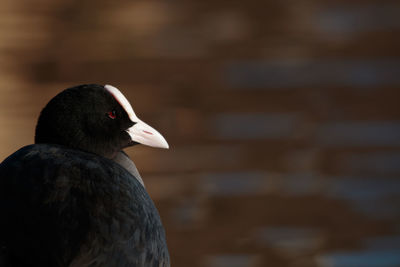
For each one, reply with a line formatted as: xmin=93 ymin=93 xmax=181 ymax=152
xmin=0 ymin=84 xmax=170 ymax=267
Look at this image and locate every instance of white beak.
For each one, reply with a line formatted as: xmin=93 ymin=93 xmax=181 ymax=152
xmin=127 ymin=119 xmax=169 ymax=149
xmin=104 ymin=84 xmax=169 ymax=149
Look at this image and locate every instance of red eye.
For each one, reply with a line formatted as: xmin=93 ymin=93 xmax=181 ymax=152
xmin=107 ymin=111 xmax=116 ymax=119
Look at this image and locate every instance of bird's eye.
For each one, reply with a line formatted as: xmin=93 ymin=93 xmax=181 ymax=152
xmin=107 ymin=110 xmax=117 ymax=119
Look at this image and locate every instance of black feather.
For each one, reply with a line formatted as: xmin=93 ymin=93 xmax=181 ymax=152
xmin=0 ymin=84 xmax=170 ymax=267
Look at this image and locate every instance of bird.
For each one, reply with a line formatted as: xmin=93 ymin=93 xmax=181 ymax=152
xmin=0 ymin=84 xmax=170 ymax=267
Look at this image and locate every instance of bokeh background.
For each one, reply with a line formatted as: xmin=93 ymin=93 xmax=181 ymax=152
xmin=1 ymin=0 xmax=400 ymax=266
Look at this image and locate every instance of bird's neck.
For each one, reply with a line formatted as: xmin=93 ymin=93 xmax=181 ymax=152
xmin=112 ymin=150 xmax=145 ymax=187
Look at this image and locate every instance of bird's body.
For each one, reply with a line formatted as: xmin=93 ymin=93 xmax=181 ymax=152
xmin=0 ymin=84 xmax=170 ymax=267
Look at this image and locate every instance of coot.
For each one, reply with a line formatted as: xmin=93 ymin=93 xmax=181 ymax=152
xmin=0 ymin=84 xmax=170 ymax=267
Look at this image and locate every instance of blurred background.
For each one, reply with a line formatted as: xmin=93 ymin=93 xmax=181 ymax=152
xmin=1 ymin=0 xmax=400 ymax=266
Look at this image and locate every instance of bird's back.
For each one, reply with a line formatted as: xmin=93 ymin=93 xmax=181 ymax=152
xmin=0 ymin=144 xmax=170 ymax=267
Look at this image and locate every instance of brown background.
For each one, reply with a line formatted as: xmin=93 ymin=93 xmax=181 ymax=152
xmin=0 ymin=1 xmax=400 ymax=266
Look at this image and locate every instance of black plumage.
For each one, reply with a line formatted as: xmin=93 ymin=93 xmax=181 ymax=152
xmin=0 ymin=84 xmax=170 ymax=267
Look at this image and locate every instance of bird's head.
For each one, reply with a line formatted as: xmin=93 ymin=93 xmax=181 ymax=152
xmin=35 ymin=84 xmax=169 ymax=158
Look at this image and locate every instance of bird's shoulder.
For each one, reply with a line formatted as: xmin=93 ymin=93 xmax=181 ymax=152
xmin=1 ymin=144 xmax=138 ymax=193
xmin=1 ymin=143 xmax=122 ymax=178
xmin=0 ymin=143 xmax=156 ymax=220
